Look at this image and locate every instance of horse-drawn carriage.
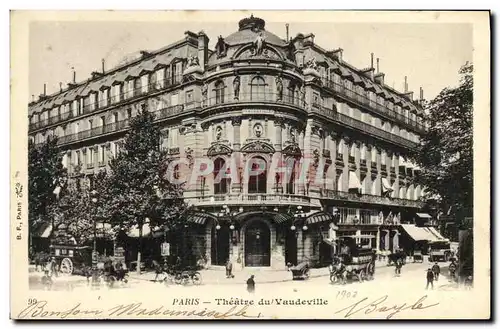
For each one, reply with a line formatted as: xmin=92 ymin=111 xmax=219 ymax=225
xmin=49 ymin=244 xmax=94 ymax=275
xmin=413 ymin=250 xmax=424 ymax=263
xmin=428 ymin=240 xmax=452 ymax=262
xmin=329 ymin=235 xmax=377 ymax=284
xmin=387 ymin=249 xmax=407 ymax=266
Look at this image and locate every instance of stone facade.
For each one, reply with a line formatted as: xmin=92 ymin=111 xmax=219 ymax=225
xmin=29 ymin=16 xmax=427 ymax=269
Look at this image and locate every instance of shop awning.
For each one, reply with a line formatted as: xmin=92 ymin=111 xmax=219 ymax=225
xmin=274 ymin=213 xmax=292 ymax=224
xmin=425 ymin=227 xmax=448 ymax=241
xmin=416 ymin=213 xmax=432 ymax=219
xmin=187 ymin=213 xmax=209 ymax=225
xmin=306 ymin=212 xmax=335 ymax=225
xmin=348 ymin=171 xmax=362 ymax=190
xmin=400 ymin=224 xmax=440 ymax=242
xmin=382 ymin=177 xmax=393 ymax=192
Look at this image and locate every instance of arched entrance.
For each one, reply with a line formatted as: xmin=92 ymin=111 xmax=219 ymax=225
xmin=244 ymin=220 xmax=271 ymax=267
xmin=211 ymin=224 xmax=230 ymax=266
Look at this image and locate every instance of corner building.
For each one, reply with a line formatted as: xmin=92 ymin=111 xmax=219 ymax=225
xmin=29 ymin=16 xmax=427 ymax=270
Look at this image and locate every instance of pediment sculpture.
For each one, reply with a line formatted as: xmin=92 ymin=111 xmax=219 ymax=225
xmin=207 ymin=143 xmax=233 ymax=157
xmin=252 ymin=32 xmax=266 ymax=56
xmin=241 ymin=140 xmax=275 ymax=154
xmin=187 ymin=55 xmax=200 ymax=67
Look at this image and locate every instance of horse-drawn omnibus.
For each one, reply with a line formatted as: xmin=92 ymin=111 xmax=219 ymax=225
xmin=329 ymin=235 xmax=377 ymax=284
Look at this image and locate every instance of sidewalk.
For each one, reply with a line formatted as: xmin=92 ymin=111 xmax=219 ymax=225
xmin=128 ymin=260 xmax=389 ymax=285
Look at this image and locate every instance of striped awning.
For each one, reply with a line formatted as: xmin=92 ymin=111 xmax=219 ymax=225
xmin=187 ymin=213 xmax=208 ymax=225
xmin=274 ymin=213 xmax=292 ymax=224
xmin=306 ymin=212 xmax=335 ymax=225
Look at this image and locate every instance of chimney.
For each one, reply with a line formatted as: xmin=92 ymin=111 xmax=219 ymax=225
xmin=72 ymin=67 xmax=76 ymax=83
xmin=374 ymin=58 xmax=384 ymax=84
xmin=285 ymin=23 xmax=289 ymax=41
xmin=59 ymin=82 xmax=62 ymax=92
xmin=102 ymin=59 xmax=105 ymax=73
xmin=43 ymin=83 xmax=46 ymax=96
xmin=370 ymin=53 xmax=374 ymax=70
xmin=197 ymin=31 xmax=210 ymax=71
xmin=404 ymin=76 xmax=408 ymax=93
xmin=376 ymin=58 xmax=380 ymax=74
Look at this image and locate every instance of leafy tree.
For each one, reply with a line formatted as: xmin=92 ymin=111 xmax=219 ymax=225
xmin=49 ymin=169 xmax=111 ymax=245
xmin=104 ymin=104 xmax=186 ymax=273
xmin=413 ymin=62 xmax=473 ymax=218
xmin=28 ymin=136 xmax=67 ymax=252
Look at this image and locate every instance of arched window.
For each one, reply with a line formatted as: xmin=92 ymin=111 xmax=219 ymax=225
xmin=285 ymin=157 xmax=298 ymax=195
xmin=250 ymin=76 xmax=267 ymax=101
xmin=248 ymin=156 xmax=267 ymax=194
xmin=214 ymin=80 xmax=225 ymax=104
xmin=287 ymin=83 xmax=295 ymax=104
xmin=214 ymin=158 xmax=230 ymax=194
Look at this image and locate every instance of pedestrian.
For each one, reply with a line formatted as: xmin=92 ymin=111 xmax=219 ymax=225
xmin=225 ymin=259 xmax=234 ymax=278
xmin=41 ymin=269 xmax=53 ymax=290
xmin=395 ymin=258 xmax=403 ymax=276
xmin=153 ymin=259 xmax=163 ymax=282
xmin=49 ymin=257 xmax=58 ymax=278
xmin=426 ymin=268 xmax=434 ymax=290
xmin=432 ymin=262 xmax=441 ymax=281
xmin=246 ymin=275 xmax=255 ymax=293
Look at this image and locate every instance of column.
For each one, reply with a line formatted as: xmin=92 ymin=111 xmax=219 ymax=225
xmin=355 ymin=229 xmax=361 ymax=245
xmin=273 ymin=118 xmax=284 ymax=193
xmin=231 ymin=118 xmax=242 ymax=194
xmin=384 ymin=230 xmax=390 ymax=251
xmin=297 ymin=126 xmax=306 ymax=195
xmin=376 ymin=229 xmax=380 ymax=251
xmin=297 ymin=230 xmax=304 ymax=263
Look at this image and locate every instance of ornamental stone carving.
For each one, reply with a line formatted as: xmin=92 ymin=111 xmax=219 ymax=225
xmin=233 ymin=75 xmax=241 ymax=100
xmin=207 ymin=143 xmax=233 ymax=157
xmin=215 ymin=35 xmax=228 ymax=58
xmin=241 ymin=140 xmax=275 ymax=154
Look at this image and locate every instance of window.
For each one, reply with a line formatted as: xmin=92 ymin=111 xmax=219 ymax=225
xmin=250 ymin=76 xmax=267 ymax=101
xmin=134 ymin=78 xmax=141 ymax=96
xmin=88 ymin=147 xmax=94 ymax=164
xmin=313 ymin=92 xmax=320 ymax=107
xmin=287 ymin=83 xmax=295 ymax=104
xmin=88 ymin=119 xmax=93 ymax=130
xmin=338 ymin=139 xmax=344 ymax=154
xmin=155 ymin=68 xmax=165 ymax=89
xmin=100 ymin=116 xmax=105 ymax=127
xmin=285 ymin=157 xmax=297 ymax=194
xmin=75 ymin=122 xmax=80 ymax=134
xmin=171 ymin=93 xmax=179 ymax=106
xmin=248 ymin=156 xmax=267 ymax=194
xmin=75 ymin=151 xmax=80 ymax=166
xmin=113 ymin=112 xmax=119 ymax=123
xmin=214 ymin=81 xmax=225 ymax=104
xmin=213 ymin=158 xmax=230 ymax=194
xmin=98 ymin=145 xmax=105 ymax=163
xmin=361 ymin=144 xmax=366 ymax=160
xmin=141 ymin=74 xmax=149 ymax=94
xmin=186 ymin=90 xmax=194 ymax=103
xmin=127 ymin=108 xmax=132 ymax=119
xmin=381 ymin=150 xmax=386 ymax=165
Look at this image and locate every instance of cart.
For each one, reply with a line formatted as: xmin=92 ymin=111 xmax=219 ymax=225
xmin=413 ymin=250 xmax=424 ymax=263
xmin=290 ymin=261 xmax=311 ymax=280
xmin=49 ymin=244 xmax=94 ymax=275
xmin=428 ymin=240 xmax=452 ymax=262
xmin=332 ymin=235 xmax=377 ymax=283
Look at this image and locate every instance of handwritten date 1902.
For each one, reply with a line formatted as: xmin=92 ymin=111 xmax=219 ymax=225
xmin=336 ymin=290 xmax=357 ymax=299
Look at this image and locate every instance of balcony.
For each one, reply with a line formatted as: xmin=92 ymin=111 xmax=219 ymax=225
xmin=320 ymin=189 xmax=423 ymax=208
xmin=37 ymin=103 xmax=194 ymax=146
xmin=370 ymin=162 xmax=377 ymax=171
xmin=203 ymin=92 xmax=305 ymax=110
xmin=321 ymin=78 xmax=426 ymax=133
xmin=322 ymin=149 xmax=331 ymax=158
xmin=360 ymin=159 xmax=367 ymax=167
xmin=334 ymin=111 xmax=418 ymax=149
xmin=29 ymin=75 xmax=183 ymax=132
xmin=190 ymin=193 xmax=312 ymax=207
xmin=348 ymin=155 xmax=355 ymax=163
xmin=339 ymin=217 xmax=380 ymax=225
xmin=168 ymin=147 xmax=180 ymax=155
xmin=335 ymin=153 xmax=343 ymax=163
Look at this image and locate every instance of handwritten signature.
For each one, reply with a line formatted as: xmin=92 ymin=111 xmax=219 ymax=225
xmin=335 ymin=295 xmax=439 ymax=319
xmin=17 ymin=300 xmax=262 ymax=319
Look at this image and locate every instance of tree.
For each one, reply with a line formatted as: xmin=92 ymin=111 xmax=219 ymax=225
xmin=28 ymin=136 xmax=67 ymax=253
xmin=49 ymin=169 xmax=111 ymax=245
xmin=412 ymin=62 xmax=473 ymax=217
xmin=104 ymin=104 xmax=186 ymax=274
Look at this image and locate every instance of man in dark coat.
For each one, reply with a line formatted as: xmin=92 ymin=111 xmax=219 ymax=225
xmin=225 ymin=259 xmax=234 ymax=278
xmin=246 ymin=275 xmax=255 ymax=293
xmin=432 ymin=262 xmax=441 ymax=281
xmin=426 ymin=268 xmax=434 ymax=290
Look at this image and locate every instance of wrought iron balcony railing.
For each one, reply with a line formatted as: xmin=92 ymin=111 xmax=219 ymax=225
xmin=29 ymin=75 xmax=183 ymax=131
xmin=203 ymin=92 xmax=306 ymax=109
xmin=321 ymin=78 xmax=426 ymax=133
xmin=320 ymin=188 xmax=423 ymax=208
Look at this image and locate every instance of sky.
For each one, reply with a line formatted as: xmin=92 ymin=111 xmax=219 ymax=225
xmin=28 ymin=16 xmax=473 ymax=103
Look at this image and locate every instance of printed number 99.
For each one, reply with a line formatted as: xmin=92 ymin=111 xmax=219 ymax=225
xmin=28 ymin=298 xmax=37 ymax=305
